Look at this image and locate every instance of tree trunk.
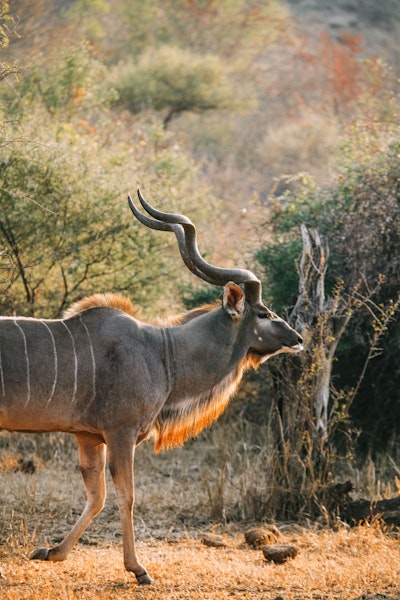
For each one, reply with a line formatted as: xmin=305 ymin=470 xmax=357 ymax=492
xmin=290 ymin=225 xmax=349 ymax=440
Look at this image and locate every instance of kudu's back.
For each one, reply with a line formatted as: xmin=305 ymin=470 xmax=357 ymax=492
xmin=0 ymin=307 xmax=164 ymax=435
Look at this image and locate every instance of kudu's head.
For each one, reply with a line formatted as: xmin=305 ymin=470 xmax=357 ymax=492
xmin=128 ymin=189 xmax=303 ymax=364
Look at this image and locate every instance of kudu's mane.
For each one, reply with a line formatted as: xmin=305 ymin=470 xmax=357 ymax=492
xmin=63 ymin=293 xmax=141 ymax=319
xmin=63 ymin=293 xmax=219 ymax=325
xmin=63 ymin=293 xmax=262 ymax=453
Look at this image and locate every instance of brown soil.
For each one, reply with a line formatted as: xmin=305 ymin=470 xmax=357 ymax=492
xmin=1 ymin=434 xmax=400 ymax=599
xmin=1 ymin=526 xmax=400 ymax=599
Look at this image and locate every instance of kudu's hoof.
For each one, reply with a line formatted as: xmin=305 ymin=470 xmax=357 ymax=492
xmin=136 ymin=571 xmax=153 ymax=585
xmin=30 ymin=548 xmax=50 ymax=561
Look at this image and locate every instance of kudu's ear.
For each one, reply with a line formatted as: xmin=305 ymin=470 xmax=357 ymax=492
xmin=222 ymin=282 xmax=246 ymax=319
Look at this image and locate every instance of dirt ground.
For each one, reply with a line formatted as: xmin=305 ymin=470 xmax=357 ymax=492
xmin=2 ymin=520 xmax=400 ymax=599
xmin=1 ymin=434 xmax=400 ymax=599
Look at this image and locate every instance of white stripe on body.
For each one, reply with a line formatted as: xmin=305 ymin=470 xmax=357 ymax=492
xmin=79 ymin=315 xmax=97 ymax=403
xmin=60 ymin=320 xmax=78 ymax=403
xmin=40 ymin=320 xmax=58 ymax=405
xmin=13 ymin=319 xmax=30 ymax=408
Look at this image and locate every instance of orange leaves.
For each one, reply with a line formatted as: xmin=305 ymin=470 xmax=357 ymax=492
xmin=72 ymin=87 xmax=86 ymax=103
xmin=319 ymin=29 xmax=364 ymax=113
xmin=78 ymin=120 xmax=95 ymax=134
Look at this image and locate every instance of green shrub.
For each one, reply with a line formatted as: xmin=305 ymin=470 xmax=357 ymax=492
xmin=0 ymin=46 xmax=218 ymax=317
xmin=109 ymin=46 xmax=239 ymax=127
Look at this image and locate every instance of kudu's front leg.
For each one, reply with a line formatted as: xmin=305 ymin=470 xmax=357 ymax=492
xmin=106 ymin=431 xmax=152 ymax=585
xmin=31 ymin=433 xmax=106 ymax=562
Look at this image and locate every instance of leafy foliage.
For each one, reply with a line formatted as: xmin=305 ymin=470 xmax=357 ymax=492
xmin=258 ymin=137 xmax=400 ymax=304
xmin=109 ymin=46 xmax=240 ymax=128
xmin=256 ymin=239 xmax=302 ymax=315
xmin=0 ymin=1 xmax=17 ymax=84
xmin=0 ymin=45 xmax=217 ymax=317
xmin=3 ymin=43 xmax=112 ymax=120
xmin=255 ymin=134 xmax=400 ymax=461
xmin=0 ymin=1 xmax=13 ymax=50
xmin=328 ymin=142 xmax=400 ymax=302
xmin=108 ymin=0 xmax=287 ymax=60
xmin=0 ymin=124 xmax=161 ymax=317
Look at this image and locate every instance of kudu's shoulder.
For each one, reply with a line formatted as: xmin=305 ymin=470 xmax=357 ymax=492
xmin=63 ymin=293 xmax=141 ymax=319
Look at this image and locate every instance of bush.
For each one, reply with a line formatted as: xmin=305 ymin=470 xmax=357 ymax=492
xmin=255 ymin=137 xmax=400 ymax=462
xmin=109 ymin=46 xmax=240 ymax=127
xmin=0 ymin=46 xmax=218 ymax=317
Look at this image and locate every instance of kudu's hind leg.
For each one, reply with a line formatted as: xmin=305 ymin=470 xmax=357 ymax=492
xmin=31 ymin=434 xmax=106 ymax=562
xmin=107 ymin=431 xmax=152 ymax=585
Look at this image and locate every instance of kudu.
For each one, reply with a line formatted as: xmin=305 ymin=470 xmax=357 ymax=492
xmin=0 ymin=189 xmax=303 ymax=585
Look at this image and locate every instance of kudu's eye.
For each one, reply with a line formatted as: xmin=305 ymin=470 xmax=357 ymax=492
xmin=258 ymin=312 xmax=270 ymax=319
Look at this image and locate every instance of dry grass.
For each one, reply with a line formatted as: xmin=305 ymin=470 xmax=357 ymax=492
xmin=1 ymin=526 xmax=400 ymax=599
xmin=1 ymin=432 xmax=400 ymax=599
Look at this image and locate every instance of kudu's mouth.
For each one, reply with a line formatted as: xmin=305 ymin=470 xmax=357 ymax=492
xmin=288 ymin=338 xmax=304 ymax=352
xmin=280 ymin=335 xmax=304 ymax=354
xmin=249 ymin=340 xmax=303 ymax=362
xmin=289 ymin=342 xmax=304 ymax=352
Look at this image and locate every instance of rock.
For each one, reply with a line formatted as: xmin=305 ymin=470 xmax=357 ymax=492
xmin=244 ymin=526 xmax=280 ymax=548
xmin=262 ymin=544 xmax=298 ymax=564
xmin=201 ymin=533 xmax=227 ymax=548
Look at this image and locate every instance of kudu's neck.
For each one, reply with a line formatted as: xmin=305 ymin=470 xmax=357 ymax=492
xmin=165 ymin=307 xmax=247 ymax=399
xmin=151 ymin=307 xmax=249 ymax=453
